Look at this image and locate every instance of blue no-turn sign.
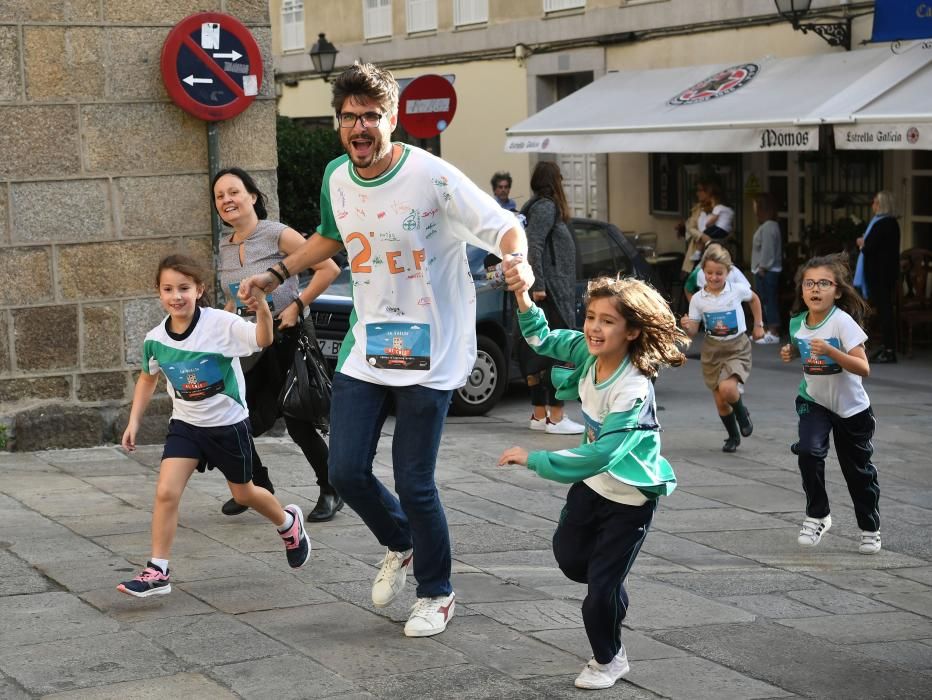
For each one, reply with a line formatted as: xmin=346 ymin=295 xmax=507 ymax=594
xmin=161 ymin=12 xmax=263 ymax=122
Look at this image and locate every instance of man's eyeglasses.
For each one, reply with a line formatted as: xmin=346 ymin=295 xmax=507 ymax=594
xmin=339 ymin=111 xmax=384 ymax=129
xmin=802 ymin=279 xmax=836 ymax=290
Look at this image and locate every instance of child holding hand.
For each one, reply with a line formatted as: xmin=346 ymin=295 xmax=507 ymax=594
xmin=118 ymin=254 xmax=311 ymax=598
xmin=781 ymin=254 xmax=880 ymax=554
xmin=498 ymin=277 xmax=686 ymax=690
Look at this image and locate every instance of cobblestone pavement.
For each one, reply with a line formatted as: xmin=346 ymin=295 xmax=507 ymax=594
xmin=1 ymin=345 xmax=931 ymax=698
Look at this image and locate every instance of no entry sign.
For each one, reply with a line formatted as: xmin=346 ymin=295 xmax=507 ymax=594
xmin=398 ymin=75 xmax=457 ymax=139
xmin=161 ymin=12 xmax=263 ymax=122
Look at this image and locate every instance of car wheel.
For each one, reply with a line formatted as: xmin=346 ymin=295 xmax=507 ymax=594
xmin=450 ymin=334 xmax=508 ymax=416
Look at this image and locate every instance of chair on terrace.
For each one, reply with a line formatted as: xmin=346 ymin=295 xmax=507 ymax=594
xmin=899 ymin=248 xmax=932 ymax=357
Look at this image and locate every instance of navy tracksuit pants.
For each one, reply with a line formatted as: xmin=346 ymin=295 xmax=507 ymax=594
xmin=795 ymin=396 xmax=880 ymax=532
xmin=553 ymin=482 xmax=656 ymax=664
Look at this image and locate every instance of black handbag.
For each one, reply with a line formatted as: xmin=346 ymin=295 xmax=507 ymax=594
xmin=278 ymin=322 xmax=333 ymax=434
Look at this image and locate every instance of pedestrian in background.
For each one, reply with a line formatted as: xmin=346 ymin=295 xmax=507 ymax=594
xmin=854 ymin=190 xmax=900 ymax=364
xmin=491 ymin=170 xmax=517 ymax=212
xmin=751 ymin=193 xmax=783 ymax=344
xmin=519 ymin=161 xmax=584 ymax=435
xmin=781 ymin=254 xmax=881 ymax=554
xmin=498 ymin=276 xmax=685 ymax=690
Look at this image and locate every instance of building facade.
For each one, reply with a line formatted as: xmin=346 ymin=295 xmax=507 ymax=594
xmin=0 ymin=1 xmax=278 ymax=449
xmin=271 ymin=0 xmax=928 ymax=263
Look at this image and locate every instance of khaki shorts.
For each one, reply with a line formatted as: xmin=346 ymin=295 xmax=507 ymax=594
xmin=701 ymin=333 xmax=752 ymax=391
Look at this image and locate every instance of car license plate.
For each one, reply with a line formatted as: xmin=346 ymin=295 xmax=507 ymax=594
xmin=318 ymin=339 xmax=341 ymax=359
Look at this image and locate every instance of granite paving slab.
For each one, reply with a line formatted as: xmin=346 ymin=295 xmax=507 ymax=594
xmin=432 ymin=615 xmax=584 ymax=680
xmin=784 ymin=585 xmax=897 ymax=614
xmin=522 ymin=675 xmax=663 ymax=699
xmin=81 ymin=585 xmax=214 ymax=622
xmin=653 ymin=507 xmax=792 ymax=533
xmin=445 ymin=479 xmax=567 ymax=518
xmin=868 ymin=589 xmax=932 ymax=617
xmin=310 ymin=524 xmax=391 ymax=558
xmin=206 ymin=654 xmax=356 ymax=699
xmin=179 ymin=572 xmax=337 ymax=614
xmin=57 ymin=506 xmax=152 ymax=537
xmin=893 ymin=566 xmax=932 ymax=586
xmin=640 ymin=531 xmax=758 ymax=570
xmin=624 ymin=580 xmax=756 ymax=630
xmin=449 ymin=522 xmax=552 ymax=555
xmin=42 ymin=672 xmax=237 ymax=699
xmin=805 ymin=568 xmax=932 ymax=594
xmin=531 ymin=627 xmax=688 ymax=662
xmin=655 ymin=620 xmax=932 ymax=699
xmin=242 ymin=603 xmax=469 ymax=678
xmin=252 ymin=546 xmax=377 ymax=584
xmin=850 ymin=639 xmax=932 ymax=672
xmin=37 ymin=554 xmax=139 ymax=593
xmin=444 ymin=493 xmax=557 ymax=531
xmin=318 ymin=577 xmax=421 ymax=624
xmin=649 ymin=569 xmax=823 ymax=597
xmin=626 ymin=655 xmax=793 ymax=700
xmin=449 ymin=571 xmax=550 ymax=603
xmin=8 ymin=527 xmax=112 ymax=566
xmin=681 ymin=483 xmax=804 ymax=513
xmin=358 ymin=662 xmax=540 ymax=699
xmin=0 ymin=591 xmax=120 ymax=647
xmin=0 ymin=549 xmax=55 ymax=595
xmin=0 ymin=677 xmax=31 ymax=700
xmin=715 ymin=593 xmax=829 ymax=619
xmin=93 ymin=528 xmax=241 ymax=561
xmin=777 ymin=611 xmax=932 ymax=643
xmin=465 ymin=599 xmax=583 ymax=631
xmin=683 ymin=528 xmax=927 ymax=571
xmin=135 ymin=612 xmax=290 ymax=666
xmin=0 ymin=631 xmax=183 ymax=695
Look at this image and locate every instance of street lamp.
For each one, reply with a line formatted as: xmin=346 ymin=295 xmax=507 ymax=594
xmin=774 ymin=0 xmax=851 ymax=51
xmin=309 ymin=33 xmax=338 ymax=81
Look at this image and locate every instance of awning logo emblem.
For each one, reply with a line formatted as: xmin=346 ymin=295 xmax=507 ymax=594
xmin=907 ymin=127 xmax=919 ymax=145
xmin=669 ymin=64 xmax=759 ymax=105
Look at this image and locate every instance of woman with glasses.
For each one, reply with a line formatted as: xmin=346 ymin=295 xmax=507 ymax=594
xmin=854 ymin=191 xmax=900 ymax=363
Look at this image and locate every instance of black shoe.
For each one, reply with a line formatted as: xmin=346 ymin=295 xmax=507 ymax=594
xmin=790 ymin=442 xmax=800 ymax=455
xmin=307 ymin=490 xmax=344 ymax=522
xmin=720 ymin=413 xmax=741 ymax=453
xmin=222 ymin=498 xmax=249 ymax=516
xmin=221 ymin=478 xmax=274 ymax=516
xmin=874 ymin=349 xmax=897 ymax=364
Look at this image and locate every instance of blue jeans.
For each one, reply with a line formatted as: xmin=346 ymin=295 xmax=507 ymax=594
xmin=328 ymin=372 xmax=453 ymax=597
xmin=755 ymin=270 xmax=781 ymax=330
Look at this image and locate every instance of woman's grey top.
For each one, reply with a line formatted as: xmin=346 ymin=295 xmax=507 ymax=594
xmin=218 ymin=219 xmax=300 ymax=317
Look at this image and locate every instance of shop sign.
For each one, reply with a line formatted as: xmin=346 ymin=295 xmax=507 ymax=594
xmin=834 ymin=124 xmax=929 ymax=150
xmin=872 ymin=0 xmax=932 ymax=42
xmin=754 ymin=127 xmax=818 ymax=151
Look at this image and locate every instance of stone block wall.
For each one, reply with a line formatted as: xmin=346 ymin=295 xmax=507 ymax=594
xmin=0 ymin=1 xmax=278 ymax=449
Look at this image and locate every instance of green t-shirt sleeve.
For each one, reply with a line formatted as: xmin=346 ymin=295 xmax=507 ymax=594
xmin=684 ymin=265 xmax=700 ymax=294
xmin=317 ymin=156 xmax=347 ymax=241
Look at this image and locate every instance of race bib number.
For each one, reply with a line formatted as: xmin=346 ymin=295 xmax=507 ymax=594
xmin=365 ymin=323 xmax=430 ymax=370
xmin=703 ymin=309 xmax=739 ymax=337
xmin=797 ymin=337 xmax=842 ymax=375
xmin=164 ymin=357 xmax=225 ymax=401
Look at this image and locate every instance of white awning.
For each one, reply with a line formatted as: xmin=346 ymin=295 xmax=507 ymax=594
xmin=830 ymin=43 xmax=932 ymax=150
xmin=504 ymin=45 xmax=931 ymax=154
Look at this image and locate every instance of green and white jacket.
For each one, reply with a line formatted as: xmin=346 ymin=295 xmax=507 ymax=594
xmin=519 ymin=303 xmax=677 ymax=502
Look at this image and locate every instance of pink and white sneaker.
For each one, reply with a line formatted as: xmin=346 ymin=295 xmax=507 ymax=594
xmin=117 ymin=561 xmax=171 ymax=598
xmin=280 ymin=504 xmax=311 ymax=568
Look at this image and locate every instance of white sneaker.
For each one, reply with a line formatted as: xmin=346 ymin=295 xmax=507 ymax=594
xmin=403 ymin=592 xmax=455 ymax=637
xmin=798 ymin=514 xmax=832 ymax=547
xmin=859 ymin=531 xmax=881 ymax=555
xmin=546 ymin=416 xmax=585 ymax=435
xmin=371 ymin=548 xmax=413 ymax=607
xmin=755 ymin=332 xmax=781 ymax=345
xmin=574 ymin=648 xmax=630 ymax=689
xmin=529 ymin=415 xmax=547 ymax=431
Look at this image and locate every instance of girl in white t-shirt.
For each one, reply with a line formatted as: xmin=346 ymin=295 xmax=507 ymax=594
xmin=681 ymin=245 xmax=764 ymax=452
xmin=780 ymin=255 xmax=881 ymax=554
xmin=117 ymin=255 xmax=312 ymax=598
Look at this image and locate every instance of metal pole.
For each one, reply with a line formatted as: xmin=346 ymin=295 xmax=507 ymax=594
xmin=207 ymin=121 xmax=222 ymax=307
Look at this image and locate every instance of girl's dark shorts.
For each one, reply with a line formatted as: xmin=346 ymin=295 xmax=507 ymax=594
xmin=161 ymin=418 xmax=254 ymax=484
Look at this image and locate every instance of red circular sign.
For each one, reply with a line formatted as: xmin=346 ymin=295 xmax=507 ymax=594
xmin=160 ymin=12 xmax=263 ymax=122
xmin=398 ymin=75 xmax=457 ymax=139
